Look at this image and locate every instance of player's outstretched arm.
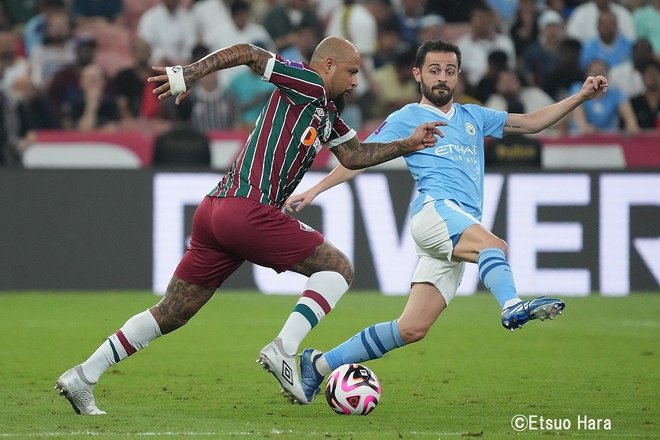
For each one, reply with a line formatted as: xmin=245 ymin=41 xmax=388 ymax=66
xmin=147 ymin=44 xmax=271 ymax=104
xmin=332 ymin=121 xmax=445 ymax=170
xmin=285 ymin=165 xmax=362 ymax=213
xmin=504 ymin=75 xmax=608 ymax=134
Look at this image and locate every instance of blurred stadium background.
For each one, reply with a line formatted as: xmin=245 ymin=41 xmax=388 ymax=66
xmin=0 ymin=0 xmax=658 ymax=438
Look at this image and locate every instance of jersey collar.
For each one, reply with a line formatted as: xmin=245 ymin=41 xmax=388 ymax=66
xmin=418 ymin=103 xmax=455 ymax=119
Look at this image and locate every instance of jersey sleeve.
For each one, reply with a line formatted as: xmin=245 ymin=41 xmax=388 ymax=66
xmin=365 ymin=115 xmax=407 ymax=143
xmin=476 ymin=105 xmax=508 ymax=139
xmin=262 ymin=54 xmax=325 ymax=105
xmin=326 ymin=114 xmax=357 ymax=148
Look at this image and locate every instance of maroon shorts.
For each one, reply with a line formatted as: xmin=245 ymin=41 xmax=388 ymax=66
xmin=174 ymin=196 xmax=324 ymax=287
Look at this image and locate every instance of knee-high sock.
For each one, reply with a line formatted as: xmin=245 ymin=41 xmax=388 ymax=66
xmin=80 ymin=310 xmax=162 ymax=383
xmin=323 ymin=320 xmax=404 ymax=372
xmin=277 ymin=271 xmax=348 ymax=355
xmin=478 ymin=247 xmax=520 ymax=309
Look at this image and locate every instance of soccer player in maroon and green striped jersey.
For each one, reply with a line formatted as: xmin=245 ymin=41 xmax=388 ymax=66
xmin=55 ymin=37 xmax=445 ymax=414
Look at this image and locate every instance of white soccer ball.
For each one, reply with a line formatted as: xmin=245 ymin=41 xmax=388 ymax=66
xmin=325 ymin=363 xmax=381 ymax=415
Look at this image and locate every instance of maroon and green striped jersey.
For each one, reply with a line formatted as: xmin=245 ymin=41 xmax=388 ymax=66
xmin=209 ymin=54 xmax=356 ymax=208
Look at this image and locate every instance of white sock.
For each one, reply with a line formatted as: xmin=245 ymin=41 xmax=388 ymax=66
xmin=277 ymin=271 xmax=349 ymax=355
xmin=80 ymin=310 xmax=162 ymax=382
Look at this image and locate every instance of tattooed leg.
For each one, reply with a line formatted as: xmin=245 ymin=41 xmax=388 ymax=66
xmin=150 ymin=276 xmax=216 ymax=335
xmin=290 ymin=241 xmax=354 ymax=284
xmin=270 ymin=241 xmax=354 ymax=357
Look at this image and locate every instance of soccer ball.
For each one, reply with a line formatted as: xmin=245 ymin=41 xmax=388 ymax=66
xmin=325 ymin=363 xmax=381 ymax=415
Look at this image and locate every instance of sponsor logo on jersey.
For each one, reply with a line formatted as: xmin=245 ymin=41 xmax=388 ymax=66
xmin=465 ymin=122 xmax=476 ymax=136
xmin=435 ymin=144 xmax=478 ymax=156
xmin=301 ymin=126 xmax=318 ymax=147
xmin=284 ymin=59 xmax=305 ymax=69
xmin=298 ymin=220 xmax=316 ymax=232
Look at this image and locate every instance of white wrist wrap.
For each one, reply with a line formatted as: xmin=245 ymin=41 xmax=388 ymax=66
xmin=165 ymin=65 xmax=186 ymax=95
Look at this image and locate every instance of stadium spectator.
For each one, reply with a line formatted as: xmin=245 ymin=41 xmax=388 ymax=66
xmin=394 ymin=0 xmax=428 ymax=45
xmin=283 ymin=40 xmax=613 ymax=403
xmin=262 ymin=0 xmax=322 ymax=53
xmin=365 ymin=0 xmax=400 ymax=29
xmin=370 ymin=47 xmax=420 ymax=120
xmin=570 ymin=59 xmax=640 ymax=135
xmin=47 ymin=35 xmax=98 ymax=125
xmin=542 ymin=38 xmax=584 ymax=101
xmin=609 ymin=38 xmax=654 ymax=98
xmin=425 ymin=0 xmax=485 ymax=23
xmin=152 ymin=99 xmax=211 ymax=167
xmin=372 ymin=19 xmax=408 ymax=69
xmin=485 ymin=69 xmax=555 ymax=115
xmin=55 ymin=36 xmax=443 ymax=414
xmin=69 ymin=63 xmax=119 ymax=131
xmin=206 ymin=1 xmax=275 ymax=54
xmin=629 ymin=59 xmax=659 ymax=129
xmin=579 ymin=9 xmax=633 ymax=70
xmin=23 ymin=0 xmax=66 ymax=56
xmin=226 ymin=58 xmax=275 ymax=129
xmin=508 ymin=0 xmax=540 ymax=61
xmin=12 ymin=71 xmax=60 ymax=134
xmin=0 ymin=29 xmax=29 ymax=100
xmin=280 ymin=22 xmax=322 ymax=63
xmin=522 ymin=9 xmax=565 ymax=88
xmin=28 ymin=10 xmax=75 ymax=89
xmin=137 ymin=0 xmax=195 ymax=66
xmin=188 ymin=44 xmax=238 ymax=132
xmin=71 ymin=0 xmax=123 ymax=25
xmin=417 ymin=14 xmax=446 ymax=44
xmin=486 ymin=0 xmax=519 ymax=30
xmin=456 ymin=4 xmax=516 ymax=87
xmin=3 ymin=0 xmax=40 ymax=27
xmin=207 ymin=1 xmax=276 ymax=89
xmin=111 ymin=38 xmax=162 ymax=121
xmin=474 ymin=50 xmax=509 ymax=104
xmin=325 ymin=0 xmax=378 ymax=98
xmin=0 ymin=89 xmax=21 ymax=166
xmin=191 ymin=0 xmax=232 ymax=49
xmin=566 ymin=0 xmax=636 ymax=44
xmin=633 ymin=0 xmax=660 ymax=54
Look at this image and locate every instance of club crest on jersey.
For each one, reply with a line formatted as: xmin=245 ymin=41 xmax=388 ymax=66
xmin=298 ymin=220 xmax=316 ymax=232
xmin=301 ymin=126 xmax=318 ymax=147
xmin=465 ymin=122 xmax=476 ymax=136
xmin=323 ymin=120 xmax=332 ymax=140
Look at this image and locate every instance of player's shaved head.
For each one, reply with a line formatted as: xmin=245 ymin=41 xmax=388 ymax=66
xmin=310 ymin=36 xmax=359 ymax=65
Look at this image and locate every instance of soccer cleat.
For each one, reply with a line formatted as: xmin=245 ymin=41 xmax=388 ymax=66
xmin=257 ymin=337 xmax=308 ymax=405
xmin=501 ymin=296 xmax=565 ymax=331
xmin=300 ymin=348 xmax=325 ymax=403
xmin=54 ymin=365 xmax=106 ymax=415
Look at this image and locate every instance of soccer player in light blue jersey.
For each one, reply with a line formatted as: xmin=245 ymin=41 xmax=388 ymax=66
xmin=284 ymin=40 xmax=609 ymax=403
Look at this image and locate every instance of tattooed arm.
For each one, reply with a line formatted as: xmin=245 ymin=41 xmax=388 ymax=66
xmin=147 ymin=44 xmax=272 ymax=104
xmin=504 ymin=75 xmax=608 ymax=134
xmin=332 ymin=121 xmax=446 ymax=170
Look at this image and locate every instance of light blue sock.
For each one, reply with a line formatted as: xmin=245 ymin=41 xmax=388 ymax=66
xmin=325 ymin=320 xmax=405 ymax=371
xmin=478 ymin=247 xmax=519 ymax=309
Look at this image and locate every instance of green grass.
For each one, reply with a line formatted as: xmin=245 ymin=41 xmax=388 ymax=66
xmin=0 ymin=292 xmax=658 ymax=439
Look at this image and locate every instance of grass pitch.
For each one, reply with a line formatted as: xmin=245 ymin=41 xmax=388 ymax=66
xmin=0 ymin=291 xmax=657 ymax=439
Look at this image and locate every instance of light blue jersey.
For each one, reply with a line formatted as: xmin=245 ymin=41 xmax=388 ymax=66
xmin=366 ymin=103 xmax=508 ymax=220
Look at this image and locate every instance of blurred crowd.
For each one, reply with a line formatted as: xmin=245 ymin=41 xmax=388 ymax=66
xmin=0 ymin=0 xmax=658 ymax=166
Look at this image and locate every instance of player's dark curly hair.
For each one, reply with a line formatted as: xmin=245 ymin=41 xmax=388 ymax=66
xmin=415 ymin=40 xmax=462 ymax=69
